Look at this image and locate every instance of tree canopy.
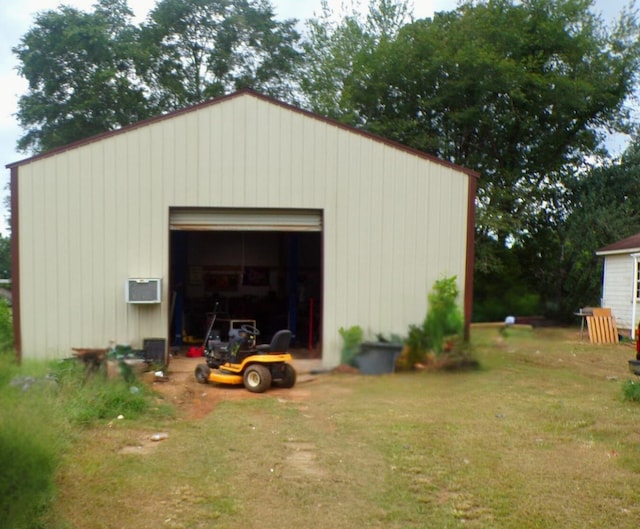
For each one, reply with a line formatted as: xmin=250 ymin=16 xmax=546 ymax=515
xmin=310 ymin=0 xmax=640 ymax=248
xmin=14 ymin=0 xmax=302 ymax=153
xmin=300 ymin=0 xmax=412 ymax=120
xmin=0 ymin=235 xmax=10 ymax=280
xmin=14 ymin=0 xmax=151 ymax=153
xmin=139 ymin=0 xmax=302 ymax=111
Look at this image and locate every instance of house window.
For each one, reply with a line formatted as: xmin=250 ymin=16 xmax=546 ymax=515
xmin=636 ymin=262 xmax=640 ymax=300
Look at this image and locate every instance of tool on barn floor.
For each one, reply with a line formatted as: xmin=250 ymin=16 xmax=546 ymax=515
xmin=194 ymin=304 xmax=296 ymax=393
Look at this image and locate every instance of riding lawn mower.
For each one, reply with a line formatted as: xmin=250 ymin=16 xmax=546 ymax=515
xmin=194 ymin=304 xmax=297 ymax=393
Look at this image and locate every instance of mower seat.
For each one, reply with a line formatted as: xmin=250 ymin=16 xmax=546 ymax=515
xmin=256 ymin=329 xmax=292 ymax=354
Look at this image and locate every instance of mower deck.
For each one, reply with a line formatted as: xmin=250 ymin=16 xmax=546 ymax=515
xmin=195 ymin=352 xmax=297 ymax=393
xmin=208 ymin=369 xmax=243 ymax=385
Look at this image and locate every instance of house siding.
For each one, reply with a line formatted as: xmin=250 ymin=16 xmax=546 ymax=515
xmin=13 ymin=93 xmax=472 ymax=365
xmin=601 ymin=253 xmax=634 ymax=330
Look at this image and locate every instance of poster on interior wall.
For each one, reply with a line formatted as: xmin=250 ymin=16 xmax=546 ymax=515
xmin=243 ymin=267 xmax=270 ymax=287
xmin=204 ymin=271 xmax=240 ymax=291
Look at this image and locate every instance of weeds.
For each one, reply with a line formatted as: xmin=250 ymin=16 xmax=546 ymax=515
xmin=0 ymin=353 xmax=171 ymax=529
xmin=622 ymin=379 xmax=640 ymax=402
xmin=50 ymin=359 xmax=162 ymax=426
xmin=0 ymin=298 xmax=13 ymax=352
xmin=339 ymin=325 xmax=363 ymax=365
xmin=0 ymin=354 xmax=66 ymax=529
xmin=405 ymin=276 xmax=466 ymax=367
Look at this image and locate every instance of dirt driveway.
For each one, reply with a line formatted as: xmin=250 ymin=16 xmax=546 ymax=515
xmin=150 ymin=355 xmax=324 ymax=419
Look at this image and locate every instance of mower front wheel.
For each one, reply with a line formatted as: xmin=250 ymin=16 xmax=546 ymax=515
xmin=243 ymin=364 xmax=272 ymax=393
xmin=195 ymin=364 xmax=211 ymax=384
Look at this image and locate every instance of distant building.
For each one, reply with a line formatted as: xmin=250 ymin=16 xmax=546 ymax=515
xmin=596 ymin=233 xmax=640 ymax=338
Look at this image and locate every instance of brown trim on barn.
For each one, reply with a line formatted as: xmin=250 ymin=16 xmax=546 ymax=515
xmin=464 ymin=174 xmax=476 ymax=342
xmin=10 ymin=166 xmax=21 ymax=363
xmin=6 ymin=90 xmax=479 ymax=181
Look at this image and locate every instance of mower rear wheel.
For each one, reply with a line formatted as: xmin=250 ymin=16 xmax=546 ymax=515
xmin=243 ymin=364 xmax=271 ymax=393
xmin=280 ymin=363 xmax=297 ymax=388
xmin=195 ymin=364 xmax=211 ymax=384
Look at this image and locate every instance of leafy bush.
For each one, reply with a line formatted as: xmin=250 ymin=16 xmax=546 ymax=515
xmin=0 ymin=415 xmax=62 ymax=528
xmin=473 ymin=290 xmax=541 ymax=322
xmin=0 ymin=298 xmax=13 ymax=352
xmin=622 ymin=379 xmax=640 ymax=402
xmin=0 ymin=355 xmax=171 ymax=528
xmin=424 ymin=276 xmax=463 ymax=354
xmin=51 ymin=359 xmax=162 ymax=426
xmin=405 ymin=276 xmax=465 ymax=366
xmin=338 ymin=325 xmax=363 ymax=365
xmin=0 ymin=356 xmax=66 ymax=529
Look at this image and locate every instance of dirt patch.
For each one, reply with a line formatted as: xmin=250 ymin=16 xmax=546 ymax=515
xmin=148 ymin=356 xmax=317 ymax=419
xmin=283 ymin=441 xmax=326 ymax=479
xmin=118 ymin=436 xmax=166 ymax=455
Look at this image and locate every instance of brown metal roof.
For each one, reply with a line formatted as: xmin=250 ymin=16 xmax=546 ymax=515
xmin=596 ymin=233 xmax=640 ymax=255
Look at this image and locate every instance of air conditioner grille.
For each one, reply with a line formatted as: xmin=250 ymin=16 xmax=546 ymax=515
xmin=126 ymin=279 xmax=161 ymax=303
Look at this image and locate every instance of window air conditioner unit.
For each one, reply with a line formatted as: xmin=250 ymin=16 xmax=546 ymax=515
xmin=126 ymin=278 xmax=162 ymax=304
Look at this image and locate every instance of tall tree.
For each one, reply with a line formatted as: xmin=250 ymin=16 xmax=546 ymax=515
xmin=14 ymin=0 xmax=302 ymax=153
xmin=342 ymin=0 xmax=640 ymax=248
xmin=301 ymin=0 xmax=411 ymax=120
xmin=14 ymin=0 xmax=151 ymax=153
xmin=531 ymin=144 xmax=640 ymax=319
xmin=0 ymin=235 xmax=10 ymax=280
xmin=140 ymin=0 xmax=302 ymax=111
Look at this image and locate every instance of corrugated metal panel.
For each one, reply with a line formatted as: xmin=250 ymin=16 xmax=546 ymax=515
xmin=14 ymin=92 xmax=472 ymax=365
xmin=169 ymin=208 xmax=322 ymax=231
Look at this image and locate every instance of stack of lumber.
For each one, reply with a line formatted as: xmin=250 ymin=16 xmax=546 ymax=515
xmin=586 ymin=308 xmax=619 ymax=344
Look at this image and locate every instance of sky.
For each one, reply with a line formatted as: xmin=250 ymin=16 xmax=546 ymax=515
xmin=0 ymin=0 xmax=632 ymax=237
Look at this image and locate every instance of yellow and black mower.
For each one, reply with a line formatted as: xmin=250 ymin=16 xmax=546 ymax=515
xmin=194 ymin=306 xmax=296 ymax=393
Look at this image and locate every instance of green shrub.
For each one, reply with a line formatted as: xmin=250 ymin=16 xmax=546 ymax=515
xmin=0 ymin=298 xmax=13 ymax=352
xmin=0 ymin=355 xmax=171 ymax=528
xmin=424 ymin=276 xmax=463 ymax=354
xmin=405 ymin=323 xmax=429 ymax=366
xmin=622 ymin=379 xmax=640 ymax=402
xmin=0 ymin=416 xmax=62 ymax=529
xmin=0 ymin=356 xmax=66 ymax=529
xmin=407 ymin=277 xmax=464 ymax=356
xmin=50 ymin=359 xmax=158 ymax=426
xmin=473 ymin=289 xmax=541 ymax=322
xmin=338 ymin=325 xmax=363 ymax=366
xmin=406 ymin=276 xmax=465 ymax=366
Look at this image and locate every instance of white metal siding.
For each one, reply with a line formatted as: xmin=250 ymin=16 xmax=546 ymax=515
xmin=15 ymin=93 xmax=471 ymax=365
xmin=601 ymin=254 xmax=634 ymax=330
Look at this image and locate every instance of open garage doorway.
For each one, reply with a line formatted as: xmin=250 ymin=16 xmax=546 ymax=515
xmin=168 ymin=208 xmax=323 ymax=358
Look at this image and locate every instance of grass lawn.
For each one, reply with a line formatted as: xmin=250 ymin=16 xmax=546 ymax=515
xmin=47 ymin=326 xmax=640 ymax=528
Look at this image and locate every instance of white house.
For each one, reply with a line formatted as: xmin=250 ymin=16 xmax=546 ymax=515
xmin=6 ymin=90 xmax=477 ymax=366
xmin=596 ymin=233 xmax=640 ymax=338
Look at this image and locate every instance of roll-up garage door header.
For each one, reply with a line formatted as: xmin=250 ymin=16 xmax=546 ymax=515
xmin=170 ymin=208 xmax=323 ymax=232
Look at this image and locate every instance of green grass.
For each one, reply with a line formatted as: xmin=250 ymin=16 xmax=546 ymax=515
xmin=9 ymin=326 xmax=640 ymax=528
xmin=0 ymin=353 xmax=173 ymax=529
xmin=0 ymin=298 xmax=13 ymax=352
xmin=622 ymin=378 xmax=640 ymax=402
xmin=0 ymin=355 xmax=66 ymax=529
